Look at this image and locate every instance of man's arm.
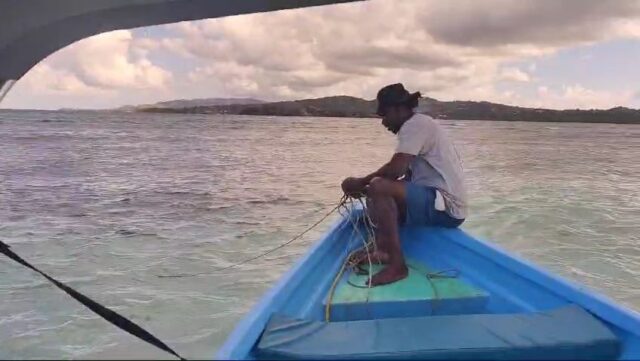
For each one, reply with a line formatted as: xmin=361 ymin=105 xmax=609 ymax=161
xmin=362 ymin=152 xmax=414 ymax=184
xmin=341 ymin=153 xmax=413 ymax=197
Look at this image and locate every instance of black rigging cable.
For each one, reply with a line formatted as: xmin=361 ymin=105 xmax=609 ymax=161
xmin=0 ymin=240 xmax=186 ymax=360
xmin=0 ymin=196 xmax=352 ymax=358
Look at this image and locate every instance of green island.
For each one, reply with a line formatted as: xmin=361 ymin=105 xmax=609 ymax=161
xmin=127 ymin=95 xmax=640 ymax=124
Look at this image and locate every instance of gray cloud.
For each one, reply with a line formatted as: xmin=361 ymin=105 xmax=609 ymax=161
xmin=7 ymin=0 xmax=640 ymax=109
xmin=320 ymin=45 xmax=461 ymax=74
xmin=153 ymin=0 xmax=639 ymax=101
xmin=423 ymin=0 xmax=640 ymax=47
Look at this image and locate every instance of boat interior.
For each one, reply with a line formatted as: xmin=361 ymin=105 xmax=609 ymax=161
xmin=218 ymin=210 xmax=640 ymax=360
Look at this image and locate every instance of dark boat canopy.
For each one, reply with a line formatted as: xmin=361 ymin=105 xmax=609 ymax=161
xmin=0 ymin=0 xmax=359 ymax=102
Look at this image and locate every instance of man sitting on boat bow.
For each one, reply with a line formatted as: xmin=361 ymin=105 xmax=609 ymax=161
xmin=341 ymin=83 xmax=467 ymax=286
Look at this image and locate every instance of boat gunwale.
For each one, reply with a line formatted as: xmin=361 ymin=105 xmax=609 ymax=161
xmin=444 ymin=229 xmax=640 ymax=336
xmin=215 ymin=214 xmax=349 ymax=360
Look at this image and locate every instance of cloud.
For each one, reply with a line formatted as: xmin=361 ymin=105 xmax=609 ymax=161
xmin=422 ymin=0 xmax=640 ymax=48
xmin=614 ymin=19 xmax=640 ymax=38
xmin=153 ymin=0 xmax=640 ymax=103
xmin=15 ymin=30 xmax=171 ymax=94
xmin=2 ymin=30 xmax=175 ymax=108
xmin=517 ymin=84 xmax=636 ymax=109
xmin=499 ymin=68 xmax=531 ymax=83
xmin=156 ymin=1 xmax=478 ymax=98
xmin=5 ymin=0 xmax=640 ymax=109
xmin=419 ymin=81 xmax=635 ymax=111
xmin=19 ymin=63 xmax=94 ymax=94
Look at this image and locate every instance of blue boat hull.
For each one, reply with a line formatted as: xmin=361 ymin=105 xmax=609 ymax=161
xmin=217 ymin=212 xmax=640 ymax=359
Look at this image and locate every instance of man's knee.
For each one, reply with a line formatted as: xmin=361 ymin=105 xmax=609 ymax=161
xmin=368 ymin=177 xmax=389 ymax=197
xmin=366 ymin=196 xmax=374 ymax=209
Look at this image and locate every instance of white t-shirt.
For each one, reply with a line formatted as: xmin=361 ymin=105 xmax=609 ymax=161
xmin=395 ymin=113 xmax=467 ymax=219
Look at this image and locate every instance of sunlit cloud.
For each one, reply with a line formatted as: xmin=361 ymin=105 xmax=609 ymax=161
xmin=3 ymin=0 xmax=640 ymax=109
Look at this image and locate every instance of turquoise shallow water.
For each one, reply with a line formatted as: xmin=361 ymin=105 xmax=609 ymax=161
xmin=0 ymin=110 xmax=639 ymax=359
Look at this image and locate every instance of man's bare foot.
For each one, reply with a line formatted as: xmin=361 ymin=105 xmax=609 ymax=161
xmin=350 ymin=249 xmax=389 ymax=265
xmin=369 ymin=263 xmax=408 ymax=286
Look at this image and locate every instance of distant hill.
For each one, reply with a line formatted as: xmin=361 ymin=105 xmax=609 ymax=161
xmin=117 ymin=97 xmax=264 ymax=112
xmin=136 ymin=96 xmax=640 ymax=124
xmin=419 ymin=98 xmax=640 ymax=124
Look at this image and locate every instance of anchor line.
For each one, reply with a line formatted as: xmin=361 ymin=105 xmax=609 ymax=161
xmin=156 ymin=195 xmax=349 ymax=278
xmin=0 ymin=194 xmax=352 ymax=358
xmin=0 ymin=240 xmax=186 ymax=360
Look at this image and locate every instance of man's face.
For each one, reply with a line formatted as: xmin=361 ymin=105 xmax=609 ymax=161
xmin=380 ymin=106 xmax=403 ymax=134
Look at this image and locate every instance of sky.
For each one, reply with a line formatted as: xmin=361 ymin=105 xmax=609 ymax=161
xmin=2 ymin=0 xmax=640 ymax=110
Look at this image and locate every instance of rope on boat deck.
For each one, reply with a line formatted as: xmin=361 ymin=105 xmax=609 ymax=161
xmin=326 ymin=261 xmax=461 ymax=320
xmin=323 ymin=198 xmax=461 ymax=321
xmin=325 ymin=197 xmax=377 ymax=322
xmin=324 ymin=239 xmax=376 ymax=322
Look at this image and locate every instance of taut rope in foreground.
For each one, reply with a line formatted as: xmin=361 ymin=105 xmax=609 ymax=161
xmin=0 ymin=195 xmax=357 ymax=360
xmin=0 ymin=240 xmax=187 ymax=360
xmin=156 ymin=195 xmax=352 ymax=278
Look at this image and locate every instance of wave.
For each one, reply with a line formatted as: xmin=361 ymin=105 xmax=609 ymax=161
xmin=246 ymin=196 xmax=294 ymax=205
xmin=114 ymin=230 xmax=160 ymax=238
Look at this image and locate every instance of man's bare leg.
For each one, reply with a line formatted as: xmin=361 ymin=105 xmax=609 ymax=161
xmin=352 ymin=205 xmax=388 ymax=265
xmin=364 ymin=177 xmax=408 ymax=286
xmin=351 ymin=249 xmax=389 ymax=265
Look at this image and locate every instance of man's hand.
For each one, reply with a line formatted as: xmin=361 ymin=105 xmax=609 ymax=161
xmin=341 ymin=177 xmax=367 ymax=198
xmin=341 ymin=153 xmax=413 ymax=198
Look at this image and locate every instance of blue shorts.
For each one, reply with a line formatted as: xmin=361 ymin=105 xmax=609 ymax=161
xmin=404 ymin=182 xmax=464 ymax=228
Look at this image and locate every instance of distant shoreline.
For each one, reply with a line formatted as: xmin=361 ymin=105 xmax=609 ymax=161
xmin=1 ymin=107 xmax=639 ymax=125
xmin=134 ymin=95 xmax=640 ymax=125
xmin=2 ymin=94 xmax=640 ymax=125
xmin=138 ymin=112 xmax=640 ymax=125
xmin=131 ymin=113 xmax=640 ymax=125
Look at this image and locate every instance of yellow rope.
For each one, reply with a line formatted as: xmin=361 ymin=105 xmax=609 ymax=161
xmin=324 ymin=197 xmax=375 ymax=322
xmin=324 ymin=196 xmax=460 ymax=321
xmin=324 ymin=252 xmax=350 ymax=322
xmin=324 ymin=198 xmax=376 ymax=322
xmin=324 ymin=245 xmax=371 ymax=322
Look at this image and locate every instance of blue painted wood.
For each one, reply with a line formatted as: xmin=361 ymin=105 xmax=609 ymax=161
xmin=325 ymin=294 xmax=489 ymax=322
xmin=216 ymin=211 xmax=640 ymax=360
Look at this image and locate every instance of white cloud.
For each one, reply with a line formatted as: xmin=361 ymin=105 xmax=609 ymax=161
xmin=12 ymin=30 xmax=171 ymax=95
xmin=59 ymin=30 xmax=171 ymax=90
xmin=612 ymin=19 xmax=640 ymax=39
xmin=499 ymin=68 xmax=531 ymax=83
xmin=19 ymin=63 xmax=94 ymax=94
xmin=152 ymin=0 xmax=640 ymax=103
xmin=4 ymin=0 xmax=640 ymax=109
xmin=522 ymin=84 xmax=634 ymax=109
xmin=549 ymin=85 xmax=634 ymax=109
xmin=2 ymin=30 xmax=175 ymax=108
xmin=427 ymin=82 xmax=635 ymax=110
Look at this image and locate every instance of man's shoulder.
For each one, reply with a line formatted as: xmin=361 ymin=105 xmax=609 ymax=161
xmin=404 ymin=113 xmax=437 ymax=132
xmin=409 ymin=113 xmax=436 ymax=124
